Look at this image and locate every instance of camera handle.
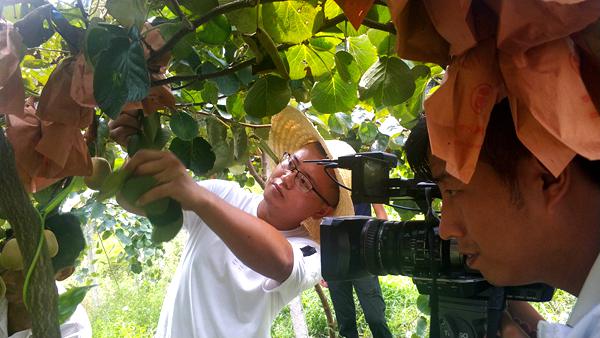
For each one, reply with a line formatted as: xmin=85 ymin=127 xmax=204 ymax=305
xmin=486 ymin=287 xmax=506 ymax=337
xmin=424 ymin=186 xmax=442 ymax=338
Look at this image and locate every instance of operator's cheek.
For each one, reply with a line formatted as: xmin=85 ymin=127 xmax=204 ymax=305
xmin=438 ymin=203 xmax=466 ymax=240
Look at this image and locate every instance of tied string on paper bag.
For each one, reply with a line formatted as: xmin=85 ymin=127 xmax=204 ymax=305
xmin=5 ymin=57 xmax=94 ymax=192
xmin=387 ymin=0 xmax=600 ymax=183
xmin=6 ymin=98 xmax=91 ymax=192
xmin=0 ymin=22 xmax=26 ymax=117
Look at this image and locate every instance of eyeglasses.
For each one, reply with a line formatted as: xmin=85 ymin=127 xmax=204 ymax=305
xmin=280 ymin=152 xmax=334 ymax=207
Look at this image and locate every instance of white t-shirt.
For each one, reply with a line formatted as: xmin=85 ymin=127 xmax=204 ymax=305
xmin=0 ymin=284 xmax=92 ymax=338
xmin=155 ymin=180 xmax=322 ymax=338
xmin=538 ymin=253 xmax=600 ymax=337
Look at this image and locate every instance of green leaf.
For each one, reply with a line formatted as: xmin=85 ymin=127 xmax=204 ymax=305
xmin=366 ymin=4 xmax=391 ymax=22
xmin=226 ymin=93 xmax=246 ymax=120
xmin=309 ymin=36 xmax=341 ymax=51
xmin=142 ymin=113 xmax=160 ymax=145
xmin=170 ymin=111 xmax=199 ymax=141
xmin=206 ymin=117 xmax=233 ymax=173
xmin=335 ymin=51 xmax=361 ymax=83
xmin=209 ymin=142 xmax=234 ymax=174
xmin=206 ymin=116 xmax=227 ymax=146
xmin=97 ymin=169 xmax=132 ymax=201
xmin=417 ymin=294 xmax=430 ymax=315
xmin=85 ymin=24 xmax=126 ymax=66
xmin=358 ymin=121 xmax=378 ymax=143
xmin=201 ymin=63 xmax=240 ymax=96
xmin=21 ymin=55 xmax=49 ymax=69
xmin=130 ymin=261 xmax=143 ymax=274
xmin=285 ymin=44 xmax=334 ymax=81
xmin=389 ymin=133 xmax=406 ymax=150
xmin=58 ymin=285 xmax=95 ymax=324
xmin=232 ymin=124 xmax=248 ymax=161
xmin=177 ymin=0 xmax=218 ymax=17
xmin=324 ymin=0 xmax=344 ymax=19
xmin=106 ymin=0 xmax=147 ymax=28
xmin=201 ymin=81 xmax=219 ymax=104
xmin=370 ymin=133 xmax=389 ymax=151
xmin=367 ymin=29 xmax=396 ymax=56
xmin=348 ymin=35 xmax=378 ymax=73
xmin=328 ymin=112 xmax=353 ymax=135
xmin=244 ymin=75 xmax=291 ymax=118
xmin=311 ymin=73 xmax=358 ymax=114
xmin=392 ymin=64 xmax=431 ymax=125
xmin=416 ymin=316 xmax=428 ymax=337
xmin=197 ymin=15 xmax=231 ymax=45
xmin=337 ymin=20 xmax=369 ymax=37
xmin=378 ymin=116 xmax=404 ymax=136
xmin=169 ymin=137 xmax=216 ymax=176
xmin=359 ymin=56 xmax=416 ymax=107
xmin=262 ymin=1 xmax=319 ymax=44
xmin=94 ymin=36 xmax=150 ymax=119
xmin=101 ymin=230 xmax=112 ymax=240
xmin=226 ymin=7 xmax=257 ymax=34
xmin=157 ymin=22 xmax=198 ymax=62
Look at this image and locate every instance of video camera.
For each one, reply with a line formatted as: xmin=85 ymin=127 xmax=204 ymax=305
xmin=309 ymin=152 xmax=554 ymax=338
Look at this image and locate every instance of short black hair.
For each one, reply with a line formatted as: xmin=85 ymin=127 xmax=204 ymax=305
xmin=44 ymin=213 xmax=86 ymax=272
xmin=405 ymin=98 xmax=600 ymax=191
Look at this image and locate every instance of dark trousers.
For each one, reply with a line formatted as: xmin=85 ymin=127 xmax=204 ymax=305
xmin=328 ymin=276 xmax=392 ymax=338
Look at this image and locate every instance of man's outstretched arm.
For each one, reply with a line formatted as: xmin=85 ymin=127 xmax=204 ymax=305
xmin=125 ymin=149 xmax=294 ymax=283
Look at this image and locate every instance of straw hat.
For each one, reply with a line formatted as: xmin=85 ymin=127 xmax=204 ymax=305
xmin=269 ymin=106 xmax=355 ymax=242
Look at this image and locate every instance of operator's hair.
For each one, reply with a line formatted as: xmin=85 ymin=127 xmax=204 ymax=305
xmin=44 ymin=213 xmax=86 ymax=272
xmin=405 ymin=98 xmax=600 ymax=192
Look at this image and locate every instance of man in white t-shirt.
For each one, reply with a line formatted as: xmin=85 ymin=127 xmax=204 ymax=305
xmin=0 ymin=213 xmax=91 ymax=338
xmin=109 ymin=106 xmax=355 ymax=337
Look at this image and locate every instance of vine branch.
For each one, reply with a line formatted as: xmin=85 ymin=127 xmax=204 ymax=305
xmin=314 ymin=284 xmax=336 ymax=338
xmin=0 ymin=129 xmax=60 ymax=338
xmin=152 ymin=59 xmax=254 ymax=86
xmin=188 ymin=108 xmax=271 ymax=129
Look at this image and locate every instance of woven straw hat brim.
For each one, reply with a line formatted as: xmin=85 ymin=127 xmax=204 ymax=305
xmin=268 ymin=106 xmax=355 ymax=242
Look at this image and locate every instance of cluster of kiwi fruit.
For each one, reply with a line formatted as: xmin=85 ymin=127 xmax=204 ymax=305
xmin=86 ymin=112 xmax=183 ymax=243
xmin=0 ymin=228 xmax=59 ymax=299
xmin=0 ymin=230 xmax=59 ymax=271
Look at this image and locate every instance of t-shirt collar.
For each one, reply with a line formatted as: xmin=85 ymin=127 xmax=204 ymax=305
xmin=567 ymin=252 xmax=600 ymax=326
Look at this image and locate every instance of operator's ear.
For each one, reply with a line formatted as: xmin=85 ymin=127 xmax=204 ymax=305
xmin=532 ymin=159 xmax=571 ymax=212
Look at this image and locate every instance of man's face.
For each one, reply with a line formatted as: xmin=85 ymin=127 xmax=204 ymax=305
xmin=262 ymin=143 xmax=338 ymax=228
xmin=430 ymin=155 xmax=548 ymax=286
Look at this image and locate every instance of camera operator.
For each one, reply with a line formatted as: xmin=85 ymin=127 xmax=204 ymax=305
xmin=404 ymin=99 xmax=600 ymax=337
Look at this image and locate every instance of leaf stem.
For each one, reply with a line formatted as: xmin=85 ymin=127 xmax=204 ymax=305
xmin=246 ymin=158 xmax=266 ymax=189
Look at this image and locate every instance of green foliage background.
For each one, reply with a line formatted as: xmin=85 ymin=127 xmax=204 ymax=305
xmin=0 ymin=0 xmax=575 ymax=336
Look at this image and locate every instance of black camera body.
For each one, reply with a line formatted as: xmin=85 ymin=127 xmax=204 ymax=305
xmin=313 ymin=152 xmax=554 ymax=338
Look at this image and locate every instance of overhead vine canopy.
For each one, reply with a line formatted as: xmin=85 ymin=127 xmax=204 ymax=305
xmin=1 ymin=0 xmax=440 ymax=196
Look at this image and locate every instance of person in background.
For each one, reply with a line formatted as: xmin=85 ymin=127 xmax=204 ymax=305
xmin=324 ymin=203 xmax=393 ymax=338
xmin=0 ymin=213 xmax=91 ymax=338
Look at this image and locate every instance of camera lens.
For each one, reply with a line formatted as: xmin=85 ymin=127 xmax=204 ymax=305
xmin=360 ymin=219 xmax=464 ymax=278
